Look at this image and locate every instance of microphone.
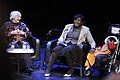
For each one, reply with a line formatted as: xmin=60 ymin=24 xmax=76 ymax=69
xmin=46 ymin=29 xmax=62 ymax=36
xmin=46 ymin=30 xmax=53 ymax=36
xmin=52 ymin=29 xmax=62 ymax=32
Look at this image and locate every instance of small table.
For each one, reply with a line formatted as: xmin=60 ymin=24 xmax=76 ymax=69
xmin=7 ymin=48 xmax=34 ymax=74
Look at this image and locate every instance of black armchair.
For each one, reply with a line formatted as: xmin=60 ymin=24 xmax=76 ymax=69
xmin=44 ymin=29 xmax=91 ymax=77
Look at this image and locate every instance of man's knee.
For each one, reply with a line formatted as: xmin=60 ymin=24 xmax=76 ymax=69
xmin=51 ymin=52 xmax=57 ymax=57
xmin=62 ymin=48 xmax=71 ymax=56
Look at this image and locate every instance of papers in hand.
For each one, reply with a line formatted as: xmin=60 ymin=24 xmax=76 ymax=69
xmin=58 ymin=40 xmax=67 ymax=46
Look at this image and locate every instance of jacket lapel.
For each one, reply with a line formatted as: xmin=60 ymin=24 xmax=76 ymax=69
xmin=78 ymin=26 xmax=85 ymax=41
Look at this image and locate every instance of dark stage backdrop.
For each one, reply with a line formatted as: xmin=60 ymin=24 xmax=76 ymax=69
xmin=0 ymin=0 xmax=120 ymax=46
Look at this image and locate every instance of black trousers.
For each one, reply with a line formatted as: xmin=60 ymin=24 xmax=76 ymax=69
xmin=14 ymin=41 xmax=32 ymax=70
xmin=52 ymin=44 xmax=80 ymax=68
xmin=46 ymin=43 xmax=90 ymax=73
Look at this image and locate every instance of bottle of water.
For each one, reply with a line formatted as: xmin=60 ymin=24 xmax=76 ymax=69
xmin=26 ymin=43 xmax=30 ymax=49
xmin=11 ymin=41 xmax=15 ymax=49
xmin=22 ymin=41 xmax=26 ymax=49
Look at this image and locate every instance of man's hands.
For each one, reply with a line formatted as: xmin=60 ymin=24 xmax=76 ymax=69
xmin=89 ymin=48 xmax=96 ymax=53
xmin=10 ymin=29 xmax=25 ymax=35
xmin=10 ymin=29 xmax=27 ymax=42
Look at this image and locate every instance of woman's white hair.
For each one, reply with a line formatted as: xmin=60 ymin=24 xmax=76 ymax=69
xmin=9 ymin=11 xmax=22 ymax=20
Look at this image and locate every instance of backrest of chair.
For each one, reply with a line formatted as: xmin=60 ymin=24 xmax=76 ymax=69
xmin=108 ymin=24 xmax=120 ymax=37
xmin=45 ymin=29 xmax=62 ymax=42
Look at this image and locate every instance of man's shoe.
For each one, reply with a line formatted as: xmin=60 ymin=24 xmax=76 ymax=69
xmin=63 ymin=73 xmax=72 ymax=77
xmin=25 ymin=68 xmax=34 ymax=73
xmin=31 ymin=66 xmax=38 ymax=69
xmin=45 ymin=73 xmax=50 ymax=77
xmin=64 ymin=68 xmax=74 ymax=77
xmin=31 ymin=55 xmax=39 ymax=61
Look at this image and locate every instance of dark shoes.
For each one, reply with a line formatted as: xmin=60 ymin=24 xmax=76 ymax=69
xmin=24 ymin=68 xmax=34 ymax=73
xmin=63 ymin=68 xmax=74 ymax=77
xmin=63 ymin=73 xmax=72 ymax=77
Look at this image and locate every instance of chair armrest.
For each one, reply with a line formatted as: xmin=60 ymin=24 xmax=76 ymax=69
xmin=46 ymin=39 xmax=58 ymax=52
xmin=79 ymin=43 xmax=91 ymax=66
xmin=31 ymin=35 xmax=40 ymax=56
xmin=26 ymin=35 xmax=40 ymax=55
xmin=79 ymin=43 xmax=91 ymax=53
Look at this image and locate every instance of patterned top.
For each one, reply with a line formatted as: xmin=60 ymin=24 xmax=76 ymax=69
xmin=2 ymin=21 xmax=32 ymax=42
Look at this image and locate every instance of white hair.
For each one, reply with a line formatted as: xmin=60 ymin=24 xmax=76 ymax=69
xmin=9 ymin=11 xmax=22 ymax=20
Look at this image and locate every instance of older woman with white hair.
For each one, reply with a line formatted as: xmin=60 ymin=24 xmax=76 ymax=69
xmin=2 ymin=10 xmax=33 ymax=73
xmin=9 ymin=11 xmax=22 ymax=23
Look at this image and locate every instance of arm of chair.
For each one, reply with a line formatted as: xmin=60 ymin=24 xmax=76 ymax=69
xmin=79 ymin=43 xmax=91 ymax=66
xmin=31 ymin=35 xmax=40 ymax=55
xmin=46 ymin=39 xmax=58 ymax=52
xmin=26 ymin=35 xmax=40 ymax=60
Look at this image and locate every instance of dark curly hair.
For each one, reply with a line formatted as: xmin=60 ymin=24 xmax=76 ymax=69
xmin=73 ymin=14 xmax=85 ymax=25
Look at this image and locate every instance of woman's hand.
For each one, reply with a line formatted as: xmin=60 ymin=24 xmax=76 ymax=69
xmin=10 ymin=29 xmax=25 ymax=35
xmin=89 ymin=48 xmax=96 ymax=53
